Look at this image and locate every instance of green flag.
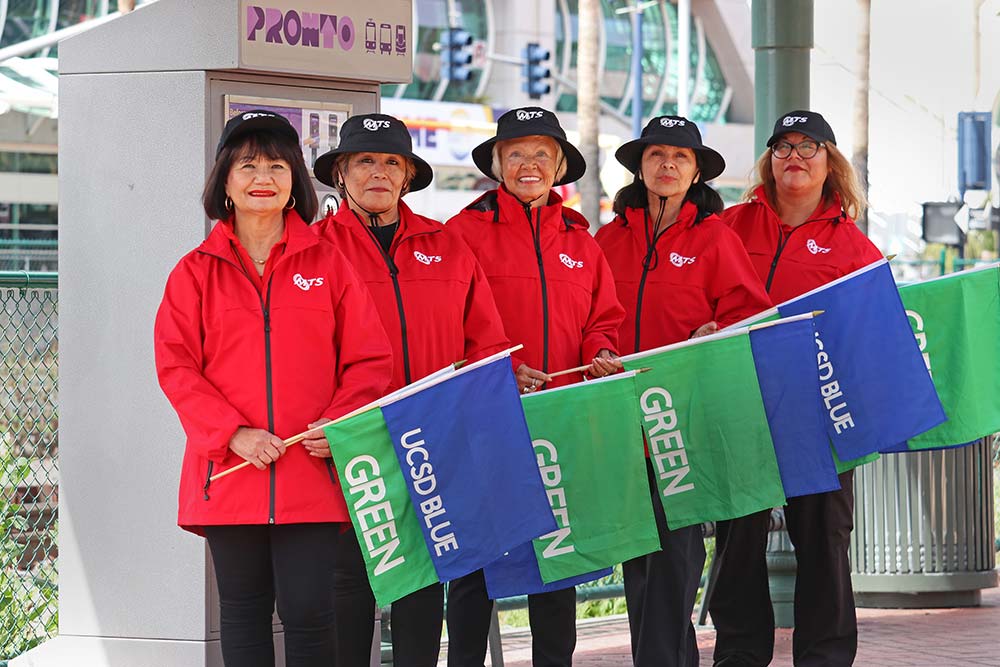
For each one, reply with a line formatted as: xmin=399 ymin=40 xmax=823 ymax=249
xmin=899 ymin=264 xmax=1000 ymax=449
xmin=832 ymin=446 xmax=878 ymax=473
xmin=623 ymin=331 xmax=786 ymax=529
xmin=325 ymin=408 xmax=438 ymax=607
xmin=521 ymin=373 xmax=661 ymax=584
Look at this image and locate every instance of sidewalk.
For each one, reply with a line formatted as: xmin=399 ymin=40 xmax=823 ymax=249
xmin=479 ymin=584 xmax=1000 ymax=666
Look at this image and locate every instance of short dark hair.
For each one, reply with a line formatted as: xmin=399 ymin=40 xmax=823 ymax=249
xmin=203 ymin=131 xmax=318 ymax=222
xmin=612 ymin=152 xmax=724 ymax=221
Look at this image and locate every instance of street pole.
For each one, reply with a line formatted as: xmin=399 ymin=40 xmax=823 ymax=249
xmin=677 ymin=0 xmax=690 ymax=117
xmin=751 ymin=0 xmax=813 ymax=154
xmin=751 ymin=0 xmax=814 ymax=630
xmin=632 ymin=5 xmax=643 ymax=138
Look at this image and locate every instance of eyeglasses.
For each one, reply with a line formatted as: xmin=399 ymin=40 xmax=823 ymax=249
xmin=771 ymin=140 xmax=825 ymax=160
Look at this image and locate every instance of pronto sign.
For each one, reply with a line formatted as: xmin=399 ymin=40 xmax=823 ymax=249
xmin=239 ymin=0 xmax=413 ymax=83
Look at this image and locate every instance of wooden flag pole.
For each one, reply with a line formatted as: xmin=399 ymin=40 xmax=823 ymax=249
xmin=747 ymin=310 xmax=824 ymax=333
xmin=209 ymin=346 xmax=524 ymax=483
xmin=209 ymin=402 xmax=380 ymax=482
xmin=548 ymin=363 xmax=592 ymax=379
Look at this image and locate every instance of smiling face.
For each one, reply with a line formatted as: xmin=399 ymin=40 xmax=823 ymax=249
xmin=340 ymin=152 xmax=409 ymax=214
xmin=225 ymin=149 xmax=293 ymax=217
xmin=497 ymin=136 xmax=560 ymax=205
xmin=770 ymin=131 xmax=829 ymax=199
xmin=639 ymin=144 xmax=699 ymax=202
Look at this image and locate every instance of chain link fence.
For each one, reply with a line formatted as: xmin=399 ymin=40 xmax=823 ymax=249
xmin=1 ymin=272 xmax=58 ymax=661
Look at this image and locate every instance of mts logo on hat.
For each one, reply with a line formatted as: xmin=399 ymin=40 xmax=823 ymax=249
xmin=362 ymin=118 xmax=392 ymax=131
xmin=242 ymin=111 xmax=275 ymax=120
xmin=782 ymin=115 xmax=809 ymax=127
xmin=515 ymin=110 xmax=545 ymax=121
xmin=660 ymin=118 xmax=686 ymax=127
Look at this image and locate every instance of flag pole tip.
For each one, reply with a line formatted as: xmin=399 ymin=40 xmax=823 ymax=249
xmin=453 ymin=359 xmax=468 ymax=369
xmin=885 ymin=254 xmax=897 ymax=262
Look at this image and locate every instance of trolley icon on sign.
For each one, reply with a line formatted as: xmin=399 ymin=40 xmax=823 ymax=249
xmin=380 ymin=23 xmax=392 ymax=54
xmin=365 ymin=19 xmax=376 ymax=53
xmin=395 ymin=25 xmax=406 ymax=55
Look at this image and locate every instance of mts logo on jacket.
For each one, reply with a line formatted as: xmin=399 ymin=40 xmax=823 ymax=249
xmin=559 ymin=253 xmax=583 ymax=269
xmin=806 ymin=239 xmax=831 ymax=255
xmin=293 ymin=273 xmax=324 ymax=291
xmin=669 ymin=252 xmax=695 ymax=267
xmin=414 ymin=251 xmax=442 ymax=265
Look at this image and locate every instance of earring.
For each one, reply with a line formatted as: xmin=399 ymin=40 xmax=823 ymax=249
xmin=285 ymin=195 xmax=296 ymax=210
xmin=224 ymin=196 xmax=233 ymax=211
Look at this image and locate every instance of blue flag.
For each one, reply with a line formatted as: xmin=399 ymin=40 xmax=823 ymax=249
xmin=380 ymin=356 xmax=556 ymax=582
xmin=483 ymin=542 xmax=612 ymax=599
xmin=776 ymin=260 xmax=946 ymax=459
xmin=749 ymin=317 xmax=841 ymax=497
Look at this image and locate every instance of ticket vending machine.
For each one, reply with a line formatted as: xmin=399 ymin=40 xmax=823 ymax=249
xmin=15 ymin=2 xmax=411 ymax=666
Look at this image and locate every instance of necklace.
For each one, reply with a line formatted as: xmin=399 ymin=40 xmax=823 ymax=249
xmin=250 ymin=257 xmax=267 ymax=265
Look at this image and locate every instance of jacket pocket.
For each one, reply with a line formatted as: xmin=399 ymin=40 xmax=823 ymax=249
xmin=325 ymin=459 xmax=339 ymax=486
xmin=203 ymin=461 xmax=214 ymax=501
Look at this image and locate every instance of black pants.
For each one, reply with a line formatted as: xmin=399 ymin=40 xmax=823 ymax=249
xmin=709 ymin=471 xmax=858 ymax=667
xmin=623 ymin=460 xmax=704 ymax=667
xmin=334 ymin=526 xmax=444 ymax=666
xmin=203 ymin=523 xmax=340 ymax=667
xmin=446 ymin=569 xmax=577 ymax=667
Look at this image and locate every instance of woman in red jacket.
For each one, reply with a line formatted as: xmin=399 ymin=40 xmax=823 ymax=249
xmin=709 ymin=110 xmax=882 ymax=667
xmin=445 ymin=106 xmax=625 ymax=667
xmin=154 ymin=110 xmax=393 ymax=667
xmin=310 ymin=113 xmax=509 ymax=667
xmin=595 ymin=116 xmax=771 ymax=667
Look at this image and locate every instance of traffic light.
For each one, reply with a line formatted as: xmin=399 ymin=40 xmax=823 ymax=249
xmin=440 ymin=28 xmax=473 ymax=82
xmin=523 ymin=42 xmax=551 ymax=99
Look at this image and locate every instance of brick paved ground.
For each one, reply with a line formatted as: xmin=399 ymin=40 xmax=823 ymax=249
xmin=453 ymin=584 xmax=1000 ymax=666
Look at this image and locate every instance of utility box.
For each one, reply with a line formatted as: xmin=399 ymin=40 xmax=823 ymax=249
xmin=15 ymin=2 xmax=411 ymax=666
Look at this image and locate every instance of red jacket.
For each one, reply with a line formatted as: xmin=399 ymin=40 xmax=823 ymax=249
xmin=314 ymin=200 xmax=509 ymax=393
xmin=596 ymin=201 xmax=773 ymax=352
xmin=724 ymin=186 xmax=883 ymax=304
xmin=448 ymin=187 xmax=625 ymax=387
xmin=154 ymin=211 xmax=393 ymax=532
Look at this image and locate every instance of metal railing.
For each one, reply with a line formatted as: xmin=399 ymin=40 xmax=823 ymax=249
xmin=1 ymin=271 xmax=58 ymax=661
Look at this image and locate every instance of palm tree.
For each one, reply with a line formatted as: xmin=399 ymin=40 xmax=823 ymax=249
xmin=852 ymin=0 xmax=870 ymax=235
xmin=577 ymin=0 xmax=601 ymax=231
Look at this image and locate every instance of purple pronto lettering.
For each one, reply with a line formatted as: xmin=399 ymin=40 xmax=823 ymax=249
xmin=246 ymin=6 xmax=265 ymax=40
xmin=265 ymin=8 xmax=283 ymax=43
xmin=301 ymin=12 xmax=320 ymax=47
xmin=320 ymin=14 xmax=338 ymax=48
xmin=283 ymin=10 xmax=302 ymax=45
xmin=246 ymin=6 xmax=361 ymax=52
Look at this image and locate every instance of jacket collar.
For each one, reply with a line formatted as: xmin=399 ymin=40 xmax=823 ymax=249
xmin=201 ymin=210 xmax=319 ymax=262
xmin=328 ymin=199 xmax=440 ymax=243
xmin=749 ymin=185 xmax=846 ymax=226
xmin=622 ymin=199 xmax=699 ymax=241
xmin=495 ymin=185 xmax=572 ymax=229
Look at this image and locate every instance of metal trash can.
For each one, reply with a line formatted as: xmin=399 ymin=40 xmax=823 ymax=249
xmin=851 ymin=438 xmax=997 ymax=607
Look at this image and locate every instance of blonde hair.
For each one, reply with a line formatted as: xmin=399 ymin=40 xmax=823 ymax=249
xmin=744 ymin=141 xmax=867 ymax=220
xmin=330 ymin=153 xmax=418 ymax=198
xmin=491 ymin=138 xmax=568 ymax=184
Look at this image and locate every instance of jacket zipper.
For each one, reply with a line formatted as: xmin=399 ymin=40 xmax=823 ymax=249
xmin=196 ymin=246 xmax=280 ymax=519
xmin=634 ymin=210 xmax=668 ymax=354
xmin=262 ymin=279 xmax=277 ymax=524
xmin=203 ymin=461 xmax=214 ymax=500
xmin=358 ymin=217 xmax=414 ymax=384
xmin=527 ymin=206 xmax=550 ymax=373
xmin=762 ymin=209 xmax=841 ymax=293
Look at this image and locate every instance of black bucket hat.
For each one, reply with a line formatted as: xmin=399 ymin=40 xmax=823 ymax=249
xmin=313 ymin=113 xmax=433 ymax=193
xmin=217 ymin=109 xmax=299 ymax=156
xmin=766 ymin=110 xmax=837 ymax=147
xmin=471 ymin=107 xmax=586 ymax=186
xmin=614 ymin=115 xmax=725 ymax=181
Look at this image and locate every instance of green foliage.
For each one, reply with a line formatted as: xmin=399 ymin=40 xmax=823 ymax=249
xmin=497 ymin=542 xmax=716 ymax=629
xmin=0 ymin=450 xmax=58 ymax=660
